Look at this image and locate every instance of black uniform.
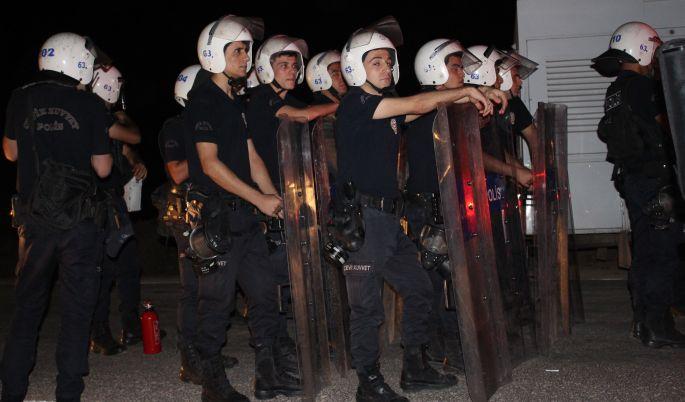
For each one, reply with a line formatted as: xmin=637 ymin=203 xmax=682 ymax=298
xmin=247 ymin=83 xmax=306 ymax=191
xmin=246 ymin=84 xmax=307 ymax=342
xmin=335 ymin=87 xmax=433 ymax=371
xmin=92 ymin=124 xmax=142 ymax=344
xmin=184 ymin=79 xmax=280 ymax=359
xmin=158 ymin=113 xmax=197 ymax=345
xmin=404 ymin=109 xmax=460 ymax=348
xmin=0 ymin=72 xmax=110 ymax=401
xmin=508 ymin=96 xmax=534 ymax=140
xmin=606 ymin=70 xmax=680 ymax=337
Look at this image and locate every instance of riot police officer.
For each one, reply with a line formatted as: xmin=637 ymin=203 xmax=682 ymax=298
xmin=406 ymin=38 xmax=491 ymax=373
xmin=498 ymin=52 xmax=539 ymax=161
xmin=306 ymin=50 xmax=348 ymax=105
xmin=89 ymin=64 xmax=148 ymax=355
xmin=592 ymin=21 xmax=685 ymax=348
xmin=186 ymin=15 xmax=301 ymax=400
xmin=158 ymin=64 xmax=238 ymax=385
xmin=247 ymin=35 xmax=339 ymax=369
xmin=335 ymin=25 xmax=498 ymax=401
xmin=0 ymin=32 xmax=113 ymax=402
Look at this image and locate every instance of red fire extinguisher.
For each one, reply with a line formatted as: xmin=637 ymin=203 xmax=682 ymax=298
xmin=141 ymin=300 xmax=162 ymax=354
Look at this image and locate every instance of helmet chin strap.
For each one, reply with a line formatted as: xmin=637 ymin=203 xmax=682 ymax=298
xmin=367 ymin=78 xmax=397 ymax=97
xmin=328 ymin=87 xmax=342 ymax=101
xmin=271 ymin=79 xmax=287 ymax=96
xmin=223 ymin=72 xmax=246 ymax=93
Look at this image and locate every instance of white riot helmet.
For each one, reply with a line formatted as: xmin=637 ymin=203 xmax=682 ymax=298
xmin=197 ymin=15 xmax=264 ymax=73
xmin=498 ymin=51 xmax=538 ymax=91
xmin=306 ymin=50 xmax=342 ymax=92
xmin=464 ymin=45 xmax=516 ymax=87
xmin=38 ymin=32 xmax=98 ymax=84
xmin=246 ymin=69 xmax=260 ymax=89
xmin=255 ymin=35 xmax=309 ymax=85
xmin=342 ymin=30 xmax=399 ymax=87
xmin=92 ymin=65 xmax=123 ymax=104
xmin=174 ymin=65 xmax=202 ymax=106
xmin=592 ymin=21 xmax=662 ymax=76
xmin=414 ymin=39 xmax=482 ymax=86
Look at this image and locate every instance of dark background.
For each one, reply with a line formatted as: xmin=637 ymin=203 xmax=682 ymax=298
xmin=0 ymin=1 xmax=517 ymax=275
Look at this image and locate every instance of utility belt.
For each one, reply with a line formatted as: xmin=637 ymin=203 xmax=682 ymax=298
xmin=12 ymin=188 xmax=106 ymax=232
xmin=406 ymin=192 xmax=443 ymax=225
xmin=257 ymin=213 xmax=286 ymax=254
xmin=185 ymin=189 xmax=262 ymax=275
xmin=612 ymin=160 xmax=674 ymax=187
xmin=358 ymin=192 xmax=404 ymax=216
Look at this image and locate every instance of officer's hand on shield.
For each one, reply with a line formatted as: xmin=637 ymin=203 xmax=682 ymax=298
xmin=479 ymin=86 xmax=509 ymax=114
xmin=463 ymin=87 xmax=493 ymax=116
xmin=257 ymin=193 xmax=284 ymax=219
xmin=514 ymin=166 xmax=533 ymax=188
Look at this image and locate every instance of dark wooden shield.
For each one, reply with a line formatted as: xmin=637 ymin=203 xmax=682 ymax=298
xmin=433 ymin=104 xmax=512 ymax=401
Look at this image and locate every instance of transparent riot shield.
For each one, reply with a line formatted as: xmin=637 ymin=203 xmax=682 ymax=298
xmin=659 ymin=39 xmax=685 ymax=198
xmin=277 ymin=117 xmax=332 ymax=399
xmin=500 ymin=111 xmax=537 ymax=362
xmin=310 ymin=116 xmax=352 ymax=376
xmin=433 ymin=104 xmax=512 ymax=401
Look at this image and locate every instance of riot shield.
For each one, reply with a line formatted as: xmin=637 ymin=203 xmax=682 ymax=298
xmin=533 ymin=102 xmax=583 ymax=351
xmin=500 ymin=111 xmax=537 ymax=362
xmin=659 ymin=39 xmax=685 ymax=198
xmin=310 ymin=116 xmax=352 ymax=376
xmin=278 ymin=117 xmax=332 ymax=399
xmin=433 ymin=104 xmax=512 ymax=401
xmin=380 ymin=133 xmax=408 ymax=348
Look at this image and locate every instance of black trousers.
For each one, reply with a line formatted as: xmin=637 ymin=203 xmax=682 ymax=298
xmin=92 ymin=196 xmax=141 ymax=334
xmin=92 ymin=238 xmax=141 ymax=333
xmin=343 ymin=207 xmax=433 ymax=371
xmin=1 ymin=221 xmax=102 ymax=401
xmin=170 ymin=223 xmax=199 ymax=345
xmin=195 ymin=208 xmax=280 ymax=359
xmin=404 ymin=200 xmax=460 ymax=338
xmin=619 ymin=173 xmax=680 ymax=326
xmin=267 ymin=239 xmax=292 ymax=340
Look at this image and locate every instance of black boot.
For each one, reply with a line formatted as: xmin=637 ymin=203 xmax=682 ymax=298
xmin=200 ymin=355 xmax=249 ymax=402
xmin=356 ymin=364 xmax=408 ymax=402
xmin=400 ymin=344 xmax=458 ymax=392
xmin=642 ymin=312 xmax=685 ymax=348
xmin=90 ymin=322 xmax=125 ymax=356
xmin=273 ymin=338 xmax=299 ymax=377
xmin=179 ymin=342 xmax=203 ymax=385
xmin=443 ymin=338 xmax=465 ymax=374
xmin=425 ymin=328 xmax=445 ymax=363
xmin=253 ymin=343 xmax=303 ymax=400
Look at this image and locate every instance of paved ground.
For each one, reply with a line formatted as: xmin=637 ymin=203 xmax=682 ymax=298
xmin=0 ymin=277 xmax=683 ymax=402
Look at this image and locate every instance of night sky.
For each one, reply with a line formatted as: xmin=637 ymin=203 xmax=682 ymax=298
xmin=0 ymin=1 xmax=517 ymax=222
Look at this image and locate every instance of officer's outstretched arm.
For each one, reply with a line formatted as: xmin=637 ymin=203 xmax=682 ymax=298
xmin=276 ymin=103 xmax=338 ymax=122
xmin=478 ymin=87 xmax=509 ymax=112
xmin=91 ymin=154 xmax=113 ymax=178
xmin=3 ymin=137 xmax=17 ymax=162
xmin=247 ymin=139 xmax=278 ymax=195
xmin=197 ymin=141 xmax=282 ymax=218
xmin=374 ymin=87 xmax=492 ymax=123
xmin=109 ymin=111 xmax=141 ymax=145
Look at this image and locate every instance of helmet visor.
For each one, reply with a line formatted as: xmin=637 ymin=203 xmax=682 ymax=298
xmin=506 ymin=51 xmax=539 ymax=80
